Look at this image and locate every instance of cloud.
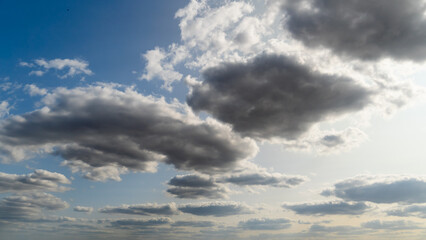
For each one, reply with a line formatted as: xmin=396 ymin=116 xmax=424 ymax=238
xmin=282 ymin=0 xmax=426 ymax=61
xmin=0 ymin=85 xmax=257 ymax=180
xmin=21 ymin=58 xmax=93 ymax=78
xmin=0 ymin=169 xmax=71 ymax=193
xmin=220 ymin=171 xmax=307 ymax=188
xmin=361 ymin=220 xmax=421 ymax=230
xmin=238 ymin=218 xmax=291 ymax=230
xmin=0 ymin=101 xmax=10 ymax=118
xmin=187 ymin=54 xmax=372 ymax=140
xmin=0 ymin=192 xmax=69 ymax=221
xmin=308 ymin=224 xmax=364 ymax=235
xmin=178 ymin=202 xmax=253 ymax=217
xmin=99 ymin=203 xmax=179 ymax=216
xmin=283 ymin=201 xmax=369 ymax=215
xmin=166 ymin=174 xmax=230 ymax=199
xmin=25 ymin=84 xmax=47 ymax=96
xmin=110 ymin=218 xmax=172 ymax=229
xmin=321 ymin=175 xmax=426 ymax=203
xmin=171 ymin=220 xmax=215 ymax=228
xmin=387 ymin=204 xmax=426 ymax=218
xmin=282 ymin=127 xmax=368 ymax=154
xmin=73 ymin=206 xmax=93 ymax=213
xmin=140 ymin=46 xmax=185 ymax=91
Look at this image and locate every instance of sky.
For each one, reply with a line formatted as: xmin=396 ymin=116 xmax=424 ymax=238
xmin=2 ymin=0 xmax=426 ymax=239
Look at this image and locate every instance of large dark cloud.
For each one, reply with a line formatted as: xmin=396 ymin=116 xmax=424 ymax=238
xmin=321 ymin=176 xmax=426 ymax=203
xmin=283 ymin=0 xmax=426 ymax=61
xmin=0 ymin=86 xmax=257 ymax=180
xmin=0 ymin=169 xmax=70 ymax=192
xmin=238 ymin=218 xmax=291 ymax=230
xmin=178 ymin=202 xmax=253 ymax=217
xmin=171 ymin=221 xmax=215 ymax=228
xmin=166 ymin=174 xmax=229 ymax=199
xmin=283 ymin=201 xmax=369 ymax=215
xmin=187 ymin=54 xmax=371 ymax=140
xmin=0 ymin=192 xmax=69 ymax=221
xmin=99 ymin=203 xmax=179 ymax=216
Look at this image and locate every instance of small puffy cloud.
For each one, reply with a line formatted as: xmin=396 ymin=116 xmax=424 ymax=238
xmin=282 ymin=127 xmax=368 ymax=154
xmin=361 ymin=220 xmax=421 ymax=230
xmin=187 ymin=54 xmax=372 ymax=140
xmin=0 ymin=169 xmax=71 ymax=193
xmin=140 ymin=47 xmax=185 ymax=91
xmin=178 ymin=202 xmax=253 ymax=217
xmin=321 ymin=175 xmax=426 ymax=203
xmin=220 ymin=170 xmax=307 ymax=188
xmin=171 ymin=220 xmax=215 ymax=228
xmin=110 ymin=218 xmax=172 ymax=229
xmin=0 ymin=101 xmax=10 ymax=118
xmin=0 ymin=192 xmax=69 ymax=221
xmin=73 ymin=206 xmax=93 ymax=213
xmin=387 ymin=204 xmax=426 ymax=218
xmin=0 ymin=85 xmax=257 ymax=180
xmin=282 ymin=0 xmax=426 ymax=61
xmin=238 ymin=218 xmax=291 ymax=230
xmin=283 ymin=201 xmax=369 ymax=215
xmin=166 ymin=174 xmax=230 ymax=199
xmin=20 ymin=58 xmax=93 ymax=78
xmin=25 ymin=84 xmax=47 ymax=96
xmin=99 ymin=203 xmax=179 ymax=216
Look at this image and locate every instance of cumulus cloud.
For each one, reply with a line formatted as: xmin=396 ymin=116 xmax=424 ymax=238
xmin=282 ymin=127 xmax=368 ymax=154
xmin=282 ymin=0 xmax=426 ymax=61
xmin=283 ymin=201 xmax=369 ymax=215
xmin=20 ymin=58 xmax=93 ymax=78
xmin=387 ymin=204 xmax=426 ymax=218
xmin=321 ymin=175 xmax=426 ymax=203
xmin=110 ymin=218 xmax=172 ymax=229
xmin=238 ymin=218 xmax=291 ymax=230
xmin=171 ymin=220 xmax=215 ymax=228
xmin=361 ymin=220 xmax=421 ymax=230
xmin=0 ymin=101 xmax=10 ymax=118
xmin=140 ymin=47 xmax=185 ymax=91
xmin=166 ymin=174 xmax=230 ymax=199
xmin=220 ymin=170 xmax=307 ymax=188
xmin=187 ymin=54 xmax=372 ymax=140
xmin=73 ymin=206 xmax=93 ymax=213
xmin=25 ymin=84 xmax=47 ymax=96
xmin=0 ymin=169 xmax=71 ymax=193
xmin=0 ymin=192 xmax=69 ymax=221
xmin=178 ymin=202 xmax=253 ymax=217
xmin=308 ymin=224 xmax=364 ymax=235
xmin=0 ymin=85 xmax=257 ymax=180
xmin=99 ymin=203 xmax=179 ymax=216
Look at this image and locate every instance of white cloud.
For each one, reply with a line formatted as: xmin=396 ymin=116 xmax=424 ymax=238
xmin=20 ymin=58 xmax=93 ymax=78
xmin=25 ymin=84 xmax=48 ymax=96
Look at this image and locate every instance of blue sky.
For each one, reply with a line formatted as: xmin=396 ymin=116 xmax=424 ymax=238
xmin=2 ymin=0 xmax=426 ymax=239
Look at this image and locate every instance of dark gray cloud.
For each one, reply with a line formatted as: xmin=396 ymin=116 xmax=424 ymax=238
xmin=322 ymin=176 xmax=426 ymax=203
xmin=238 ymin=218 xmax=291 ymax=230
xmin=283 ymin=201 xmax=369 ymax=215
xmin=0 ymin=169 xmax=70 ymax=193
xmin=110 ymin=218 xmax=172 ymax=229
xmin=0 ymin=85 xmax=257 ymax=180
xmin=99 ymin=203 xmax=179 ymax=216
xmin=73 ymin=206 xmax=93 ymax=213
xmin=171 ymin=221 xmax=215 ymax=228
xmin=187 ymin=54 xmax=371 ymax=140
xmin=361 ymin=220 xmax=420 ymax=230
xmin=220 ymin=172 xmax=306 ymax=188
xmin=166 ymin=174 xmax=229 ymax=199
xmin=178 ymin=202 xmax=253 ymax=217
xmin=387 ymin=205 xmax=426 ymax=218
xmin=0 ymin=192 xmax=69 ymax=221
xmin=283 ymin=0 xmax=426 ymax=61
